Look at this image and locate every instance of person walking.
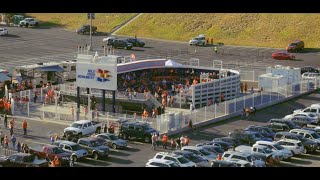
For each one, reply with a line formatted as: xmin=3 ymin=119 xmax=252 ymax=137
xmin=84 ymin=105 xmax=88 ymax=118
xmin=162 ymin=133 xmax=168 ymax=149
xmin=216 ymin=154 xmax=222 ymax=160
xmin=242 ymin=108 xmax=246 ymax=119
xmin=0 ymin=131 xmax=4 ymax=147
xmin=4 ymin=114 xmax=7 ymax=128
xmin=4 ymin=135 xmax=9 ymax=148
xmin=10 ymin=135 xmax=16 ymax=149
xmin=244 ymin=83 xmax=248 ymax=94
xmin=180 ymin=136 xmax=185 ymax=148
xmin=250 ymin=87 xmax=254 ymax=94
xmin=34 ymin=94 xmax=37 ymax=103
xmin=188 ymin=119 xmax=193 ymax=132
xmin=71 ymin=106 xmax=74 ymax=119
xmin=214 ymin=46 xmax=218 ymax=54
xmin=9 ymin=118 xmax=14 ymax=136
xmin=151 ymin=133 xmax=157 ymax=150
xmin=170 ymin=138 xmax=176 ymax=150
xmin=16 ymin=142 xmax=21 ymax=153
xmin=184 ymin=136 xmax=190 ymax=146
xmin=22 ymin=119 xmax=28 ymax=135
xmin=175 ymin=138 xmax=181 ymax=150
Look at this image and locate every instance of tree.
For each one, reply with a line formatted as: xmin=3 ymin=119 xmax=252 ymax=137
xmin=4 ymin=13 xmax=14 ymax=25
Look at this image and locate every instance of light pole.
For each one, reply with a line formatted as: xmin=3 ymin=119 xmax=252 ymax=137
xmin=89 ymin=14 xmax=93 ymax=51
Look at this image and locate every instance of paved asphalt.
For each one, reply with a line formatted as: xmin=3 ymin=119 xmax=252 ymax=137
xmin=1 ymin=25 xmax=320 ymax=167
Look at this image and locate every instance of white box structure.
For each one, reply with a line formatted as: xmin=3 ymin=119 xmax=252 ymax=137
xmin=266 ymin=65 xmax=301 ymax=84
xmin=258 ymin=73 xmax=287 ymax=92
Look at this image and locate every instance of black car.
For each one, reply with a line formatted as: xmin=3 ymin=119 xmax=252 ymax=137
xmin=211 ymin=160 xmax=237 ymax=167
xmin=119 ymin=121 xmax=158 ymax=143
xmin=213 ymin=137 xmax=242 ymax=147
xmin=269 ymin=119 xmax=300 ymax=130
xmin=274 ymin=132 xmax=318 ymax=153
xmin=126 ymin=38 xmax=145 ymax=47
xmin=110 ymin=39 xmax=133 ymax=50
xmin=0 ymin=153 xmax=48 ymax=167
xmin=245 ymin=125 xmax=276 ymax=140
xmin=198 ymin=141 xmax=234 ymax=151
xmin=77 ymin=137 xmax=110 ymax=159
xmin=76 ymin=25 xmax=97 ymax=34
xmin=301 ymin=66 xmax=320 ymax=75
xmin=228 ymin=130 xmax=262 ymax=145
xmin=267 ymin=123 xmax=290 ymax=132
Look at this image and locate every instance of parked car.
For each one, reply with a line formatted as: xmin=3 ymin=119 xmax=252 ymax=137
xmin=289 ymin=129 xmax=320 ymax=148
xmin=213 ymin=137 xmax=242 ymax=147
xmin=196 ymin=145 xmax=225 ymax=156
xmin=211 ymin=159 xmax=238 ymax=167
xmin=172 ymin=150 xmax=211 ymax=167
xmin=64 ymin=120 xmax=103 ymax=136
xmin=235 ymin=144 xmax=281 ymax=161
xmin=29 ymin=145 xmax=71 ymax=167
xmin=286 ymin=40 xmax=304 ymax=53
xmin=229 ymin=159 xmax=253 ymax=167
xmin=284 ymin=112 xmax=318 ymax=122
xmin=267 ymin=123 xmax=290 ymax=132
xmin=181 ymin=146 xmax=217 ymax=162
xmin=76 ymin=25 xmax=97 ymax=34
xmin=276 ymin=139 xmax=304 ymax=156
xmin=273 ymin=132 xmax=318 ymax=153
xmin=0 ymin=153 xmax=48 ymax=167
xmin=93 ymin=133 xmax=127 ymax=149
xmin=293 ymin=106 xmax=320 ymax=119
xmin=153 ymin=152 xmax=196 ymax=167
xmin=52 ymin=140 xmax=88 ymax=161
xmin=254 ymin=141 xmax=293 ymax=160
xmin=228 ymin=129 xmax=267 ymax=145
xmin=200 ymin=141 xmax=234 ymax=151
xmin=19 ymin=18 xmax=39 ymax=27
xmin=77 ymin=137 xmax=110 ymax=159
xmin=0 ymin=28 xmax=8 ymax=36
xmin=289 ymin=116 xmax=318 ymax=128
xmin=126 ymin=38 xmax=145 ymax=47
xmin=221 ymin=151 xmax=265 ymax=167
xmin=189 ymin=34 xmax=206 ymax=46
xmin=145 ymin=159 xmax=180 ymax=167
xmin=119 ymin=121 xmax=158 ymax=143
xmin=245 ymin=125 xmax=276 ymax=140
xmin=272 ymin=52 xmax=295 ymax=60
xmin=110 ymin=39 xmax=133 ymax=50
xmin=300 ymin=66 xmax=320 ymax=75
xmin=103 ymin=36 xmax=117 ymax=44
xmin=269 ymin=119 xmax=300 ymax=130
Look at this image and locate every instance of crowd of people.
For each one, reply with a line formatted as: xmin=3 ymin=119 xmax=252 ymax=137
xmin=150 ymin=132 xmax=191 ymax=151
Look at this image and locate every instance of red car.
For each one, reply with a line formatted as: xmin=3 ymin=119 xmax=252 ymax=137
xmin=272 ymin=52 xmax=295 ymax=60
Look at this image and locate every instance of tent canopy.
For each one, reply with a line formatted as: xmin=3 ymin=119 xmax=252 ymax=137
xmin=165 ymin=59 xmax=183 ymax=67
xmin=35 ymin=65 xmax=64 ymax=72
xmin=0 ymin=73 xmax=11 ymax=82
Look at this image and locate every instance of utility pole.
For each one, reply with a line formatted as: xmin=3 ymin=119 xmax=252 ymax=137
xmin=88 ymin=13 xmax=95 ymax=51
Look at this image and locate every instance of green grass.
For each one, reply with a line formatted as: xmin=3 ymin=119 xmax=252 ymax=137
xmin=26 ymin=13 xmax=137 ymax=32
xmin=116 ymin=13 xmax=320 ymax=48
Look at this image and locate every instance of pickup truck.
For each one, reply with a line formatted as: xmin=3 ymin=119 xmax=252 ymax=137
xmin=29 ymin=145 xmax=72 ymax=167
xmin=235 ymin=145 xmax=282 ymax=161
xmin=64 ymin=120 xmax=103 ymax=136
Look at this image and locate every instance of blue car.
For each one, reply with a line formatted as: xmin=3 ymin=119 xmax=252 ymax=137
xmin=251 ymin=132 xmax=272 ymax=142
xmin=245 ymin=125 xmax=276 ymax=140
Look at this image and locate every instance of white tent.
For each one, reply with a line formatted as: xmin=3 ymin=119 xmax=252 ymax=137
xmin=165 ymin=59 xmax=183 ymax=67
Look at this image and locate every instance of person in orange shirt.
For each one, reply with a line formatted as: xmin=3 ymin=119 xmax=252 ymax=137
xmin=162 ymin=133 xmax=168 ymax=149
xmin=51 ymin=156 xmax=61 ymax=167
xmin=22 ymin=119 xmax=28 ymax=135
xmin=4 ymin=135 xmax=9 ymax=148
xmin=216 ymin=154 xmax=222 ymax=160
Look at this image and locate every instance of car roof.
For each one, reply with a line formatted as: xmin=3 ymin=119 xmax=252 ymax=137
xmin=148 ymin=159 xmax=174 ymax=164
xmin=276 ymin=132 xmax=296 ymax=136
xmin=212 ymin=160 xmax=236 ymax=165
xmin=96 ymin=133 xmax=114 ymax=136
xmin=79 ymin=137 xmax=98 ymax=141
xmin=277 ymin=139 xmax=300 ymax=144
xmin=290 ymin=129 xmax=314 ymax=134
xmin=255 ymin=141 xmax=276 ymax=145
xmin=13 ymin=153 xmax=31 ymax=157
xmin=252 ymin=144 xmax=269 ymax=149
xmin=55 ymin=140 xmax=77 ymax=146
xmin=270 ymin=122 xmax=289 ymax=127
xmin=224 ymin=151 xmax=252 ymax=156
xmin=156 ymin=152 xmax=182 ymax=158
xmin=229 ymin=159 xmax=250 ymax=164
xmin=173 ymin=150 xmax=193 ymax=155
xmin=182 ymin=146 xmax=204 ymax=151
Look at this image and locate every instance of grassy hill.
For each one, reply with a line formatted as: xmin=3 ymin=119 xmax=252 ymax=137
xmin=27 ymin=13 xmax=137 ymax=33
xmin=116 ymin=13 xmax=320 ymax=48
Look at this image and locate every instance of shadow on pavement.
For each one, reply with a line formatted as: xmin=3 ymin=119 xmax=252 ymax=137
xmin=81 ymin=158 xmax=110 ymax=166
xmin=298 ymin=153 xmax=320 ymax=161
xmin=107 ymin=156 xmax=133 ymax=164
xmin=110 ymin=151 xmax=130 ymax=157
xmin=2 ymin=34 xmax=20 ymax=38
xmin=122 ymin=147 xmax=140 ymax=152
xmin=300 ymin=48 xmax=320 ymax=54
xmin=286 ymin=158 xmax=312 ymax=165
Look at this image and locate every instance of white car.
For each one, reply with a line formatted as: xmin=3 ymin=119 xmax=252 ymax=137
xmin=222 ymin=151 xmax=265 ymax=167
xmin=19 ymin=18 xmax=39 ymax=27
xmin=153 ymin=152 xmax=196 ymax=167
xmin=0 ymin=28 xmax=8 ymax=36
xmin=189 ymin=34 xmax=206 ymax=46
xmin=146 ymin=159 xmax=180 ymax=167
xmin=284 ymin=112 xmax=318 ymax=121
xmin=103 ymin=36 xmax=116 ymax=43
xmin=289 ymin=129 xmax=320 ymax=146
xmin=293 ymin=107 xmax=320 ymax=119
xmin=254 ymin=141 xmax=293 ymax=160
xmin=181 ymin=146 xmax=217 ymax=162
xmin=276 ymin=139 xmax=304 ymax=156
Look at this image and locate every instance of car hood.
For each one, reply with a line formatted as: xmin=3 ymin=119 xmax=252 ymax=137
xmin=64 ymin=127 xmax=80 ymax=133
xmin=189 ymin=40 xmax=198 ymax=43
xmin=114 ymin=139 xmax=127 ymax=145
xmin=93 ymin=145 xmax=109 ymax=151
xmin=58 ymin=151 xmax=72 ymax=157
xmin=75 ymin=149 xmax=88 ymax=155
xmin=311 ymin=138 xmax=320 ymax=143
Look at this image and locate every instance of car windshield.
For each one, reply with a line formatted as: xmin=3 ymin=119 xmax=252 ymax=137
xmin=248 ymin=134 xmax=256 ymax=139
xmin=264 ymin=148 xmax=273 ymax=154
xmin=109 ymin=134 xmax=118 ymax=140
xmin=189 ymin=154 xmax=205 ymax=163
xmin=90 ymin=141 xmax=100 ymax=147
xmin=169 ymin=162 xmax=180 ymax=167
xmin=297 ymin=142 xmax=303 ymax=147
xmin=71 ymin=123 xmax=82 ymax=128
xmin=52 ymin=147 xmax=65 ymax=154
xmin=213 ymin=147 xmax=224 ymax=153
xmin=199 ymin=149 xmax=211 ymax=156
xmin=23 ymin=155 xmax=35 ymax=162
xmin=289 ymin=43 xmax=297 ymax=46
xmin=308 ymin=114 xmax=316 ymax=117
xmin=262 ymin=128 xmax=273 ymax=133
xmin=311 ymin=133 xmax=320 ymax=139
xmin=142 ymin=124 xmax=151 ymax=130
xmin=273 ymin=144 xmax=284 ymax=150
xmin=286 ymin=121 xmax=297 ymax=128
xmin=194 ymin=37 xmax=200 ymax=40
xmin=177 ymin=157 xmax=190 ymax=164
xmin=71 ymin=144 xmax=82 ymax=151
xmin=255 ymin=133 xmax=264 ymax=138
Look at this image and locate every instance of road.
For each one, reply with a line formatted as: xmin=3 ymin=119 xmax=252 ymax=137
xmin=0 ymin=26 xmax=319 ymax=72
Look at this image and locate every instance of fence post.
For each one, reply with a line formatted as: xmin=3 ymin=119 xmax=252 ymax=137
xmin=40 ymin=88 xmax=43 ymax=101
xmin=205 ymin=106 xmax=207 ymax=120
xmin=107 ymin=112 xmax=109 ymax=127
xmin=253 ymin=70 xmax=255 ymax=82
xmin=261 ymin=91 xmax=263 ymax=105
xmin=214 ymin=103 xmax=216 ymax=118
xmin=58 ymin=105 xmax=60 ymax=121
xmin=243 ymin=95 xmax=245 ymax=109
xmin=234 ymin=97 xmax=236 ymax=113
xmin=11 ymin=99 xmax=14 ymax=115
xmin=269 ymin=90 xmax=272 ymax=102
xmin=27 ymin=102 xmax=29 ymax=117
xmin=252 ymin=93 xmax=255 ymax=107
xmin=225 ymin=101 xmax=227 ymax=115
